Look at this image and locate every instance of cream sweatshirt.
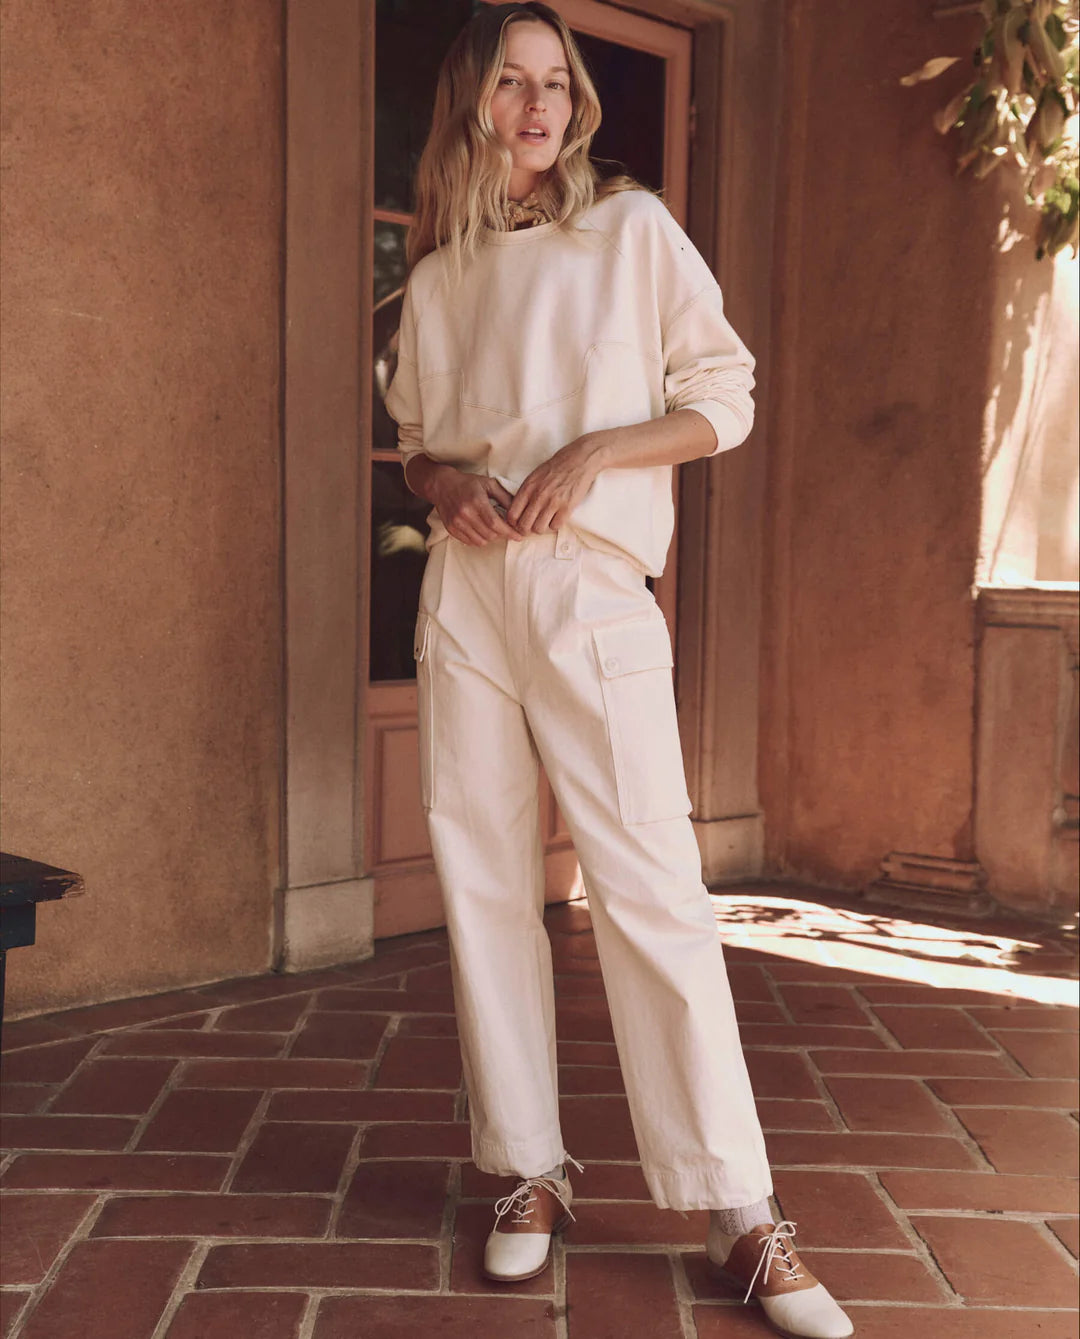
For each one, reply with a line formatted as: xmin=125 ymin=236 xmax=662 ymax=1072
xmin=384 ymin=188 xmax=755 ymax=577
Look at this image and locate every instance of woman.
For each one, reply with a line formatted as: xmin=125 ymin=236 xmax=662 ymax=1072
xmin=385 ymin=6 xmax=853 ymax=1337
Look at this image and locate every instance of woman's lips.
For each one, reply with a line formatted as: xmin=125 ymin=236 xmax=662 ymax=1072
xmin=518 ymin=127 xmax=549 ymax=142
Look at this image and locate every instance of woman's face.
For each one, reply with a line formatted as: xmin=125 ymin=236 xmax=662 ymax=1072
xmin=489 ymin=21 xmax=573 ymax=200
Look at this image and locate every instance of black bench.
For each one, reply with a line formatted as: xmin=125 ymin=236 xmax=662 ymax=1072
xmin=0 ymin=853 xmax=85 ymax=1038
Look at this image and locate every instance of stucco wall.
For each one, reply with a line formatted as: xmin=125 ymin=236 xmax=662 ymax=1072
xmin=0 ymin=1 xmax=284 ymax=1015
xmin=761 ymin=0 xmax=1022 ymax=889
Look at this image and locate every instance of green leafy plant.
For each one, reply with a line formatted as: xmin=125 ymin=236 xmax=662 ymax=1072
xmin=902 ymin=0 xmax=1079 ymax=258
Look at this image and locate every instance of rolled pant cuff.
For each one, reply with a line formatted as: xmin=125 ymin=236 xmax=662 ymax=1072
xmin=471 ymin=1132 xmax=568 ymax=1180
xmin=643 ymin=1165 xmax=774 ymax=1213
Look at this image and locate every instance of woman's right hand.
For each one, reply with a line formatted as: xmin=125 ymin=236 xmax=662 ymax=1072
xmin=408 ymin=457 xmax=523 ymax=547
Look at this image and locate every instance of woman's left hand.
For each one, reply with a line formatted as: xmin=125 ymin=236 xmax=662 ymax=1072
xmin=506 ymin=434 xmax=605 ymax=535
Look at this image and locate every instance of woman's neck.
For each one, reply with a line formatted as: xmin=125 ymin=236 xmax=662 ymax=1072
xmin=508 ymin=168 xmax=540 ymax=201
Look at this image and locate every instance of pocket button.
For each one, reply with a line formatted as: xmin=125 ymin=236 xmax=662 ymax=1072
xmin=604 ymin=657 xmax=619 ymax=672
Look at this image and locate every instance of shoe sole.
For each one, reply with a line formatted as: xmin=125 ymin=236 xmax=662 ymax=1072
xmin=705 ymin=1259 xmax=856 ymax=1339
xmin=481 ymin=1211 xmax=572 ymax=1283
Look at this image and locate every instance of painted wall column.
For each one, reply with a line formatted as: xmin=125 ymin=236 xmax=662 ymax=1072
xmin=677 ymin=1 xmax=782 ymax=883
xmin=281 ymin=0 xmax=375 ymax=969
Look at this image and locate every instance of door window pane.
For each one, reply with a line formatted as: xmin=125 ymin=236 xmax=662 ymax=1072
xmin=574 ymin=32 xmax=665 ymax=193
xmin=373 ymin=222 xmax=408 ymax=454
xmin=370 ymin=460 xmax=431 ymax=682
xmin=376 ymin=0 xmax=477 ymax=212
xmin=374 ymin=219 xmax=408 ymax=304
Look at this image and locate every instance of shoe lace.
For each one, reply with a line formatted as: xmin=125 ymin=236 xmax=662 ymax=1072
xmin=742 ymin=1219 xmax=804 ymax=1304
xmin=493 ymin=1153 xmax=585 ymax=1228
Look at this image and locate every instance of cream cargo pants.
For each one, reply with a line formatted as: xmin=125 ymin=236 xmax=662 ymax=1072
xmin=412 ymin=525 xmax=772 ymax=1212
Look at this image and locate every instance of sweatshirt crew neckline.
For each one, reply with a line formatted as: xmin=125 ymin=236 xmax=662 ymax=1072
xmin=479 ymin=218 xmax=563 ymax=245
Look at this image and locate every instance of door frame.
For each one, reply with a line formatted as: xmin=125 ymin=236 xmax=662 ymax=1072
xmin=278 ymin=0 xmax=782 ymax=968
xmin=364 ymin=0 xmax=694 ymax=940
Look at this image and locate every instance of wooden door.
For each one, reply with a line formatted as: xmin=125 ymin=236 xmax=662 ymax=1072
xmin=366 ymin=0 xmax=692 ymax=939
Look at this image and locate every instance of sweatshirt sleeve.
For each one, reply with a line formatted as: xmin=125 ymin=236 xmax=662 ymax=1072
xmin=649 ymin=200 xmax=756 ymax=457
xmin=383 ymin=279 xmax=426 ymax=476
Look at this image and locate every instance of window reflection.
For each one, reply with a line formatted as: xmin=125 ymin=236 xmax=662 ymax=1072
xmin=375 ymin=0 xmax=477 ymax=213
xmin=370 ymin=461 xmax=431 ymax=682
xmin=573 ymin=32 xmax=665 ymax=193
xmin=374 ymin=220 xmax=407 ymax=305
xmin=373 ymin=222 xmax=408 ymax=455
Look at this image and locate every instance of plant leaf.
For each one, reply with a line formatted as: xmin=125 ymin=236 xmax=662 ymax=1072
xmin=934 ymin=88 xmax=972 ymax=133
xmin=904 ymin=0 xmax=1079 ymax=261
xmin=1027 ymin=16 xmax=1067 ymax=81
xmin=998 ymin=8 xmax=1027 ymax=93
xmin=900 ymin=55 xmax=962 ymax=86
xmin=974 ymin=147 xmax=1007 ymax=177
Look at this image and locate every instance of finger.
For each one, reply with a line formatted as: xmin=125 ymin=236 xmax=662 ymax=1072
xmin=510 ymin=489 xmax=541 ymax=532
xmin=505 ymin=483 xmax=536 ymax=529
xmin=466 ymin=506 xmax=506 ymax=542
xmin=476 ymin=499 xmax=524 ymax=541
xmin=488 ymin=512 xmax=525 ymax=541
xmin=467 ymin=501 xmax=523 ymax=544
xmin=465 ymin=519 xmax=495 ymax=546
xmin=505 ymin=476 xmax=540 ymax=527
xmin=518 ymin=494 xmax=555 ymax=534
xmin=450 ymin=519 xmax=485 ymax=547
xmin=451 ymin=504 xmax=488 ymax=536
xmin=532 ymin=503 xmax=561 ymax=535
xmin=485 ymin=479 xmax=516 ymax=509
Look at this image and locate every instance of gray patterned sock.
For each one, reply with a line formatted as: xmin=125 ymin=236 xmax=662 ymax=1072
xmin=710 ymin=1199 xmax=774 ymax=1236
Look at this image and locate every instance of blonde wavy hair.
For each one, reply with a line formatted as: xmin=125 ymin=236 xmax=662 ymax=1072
xmin=406 ymin=1 xmax=641 ymax=275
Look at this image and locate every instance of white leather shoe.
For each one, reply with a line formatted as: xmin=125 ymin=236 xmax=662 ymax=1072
xmin=482 ymin=1156 xmax=583 ymax=1282
xmin=706 ymin=1218 xmax=855 ymax=1339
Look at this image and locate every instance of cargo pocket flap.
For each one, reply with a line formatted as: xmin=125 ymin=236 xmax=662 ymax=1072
xmin=413 ymin=612 xmax=432 ymax=662
xmin=593 ymin=616 xmax=673 ymax=678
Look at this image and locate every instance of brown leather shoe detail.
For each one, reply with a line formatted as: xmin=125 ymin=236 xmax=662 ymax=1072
xmin=719 ymin=1222 xmax=819 ymax=1297
xmin=492 ymin=1176 xmax=571 ymax=1236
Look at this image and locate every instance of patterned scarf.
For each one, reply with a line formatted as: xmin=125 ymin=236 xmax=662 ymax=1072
xmin=505 ymin=191 xmax=553 ymax=230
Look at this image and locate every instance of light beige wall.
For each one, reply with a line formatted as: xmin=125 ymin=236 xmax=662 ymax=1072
xmin=0 ymin=1 xmax=284 ymax=1015
xmin=979 ymin=249 xmax=1080 ymax=586
xmin=761 ymin=0 xmax=1010 ymax=890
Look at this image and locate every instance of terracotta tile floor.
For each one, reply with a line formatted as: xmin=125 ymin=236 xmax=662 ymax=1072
xmin=2 ymin=884 xmax=1078 ymax=1339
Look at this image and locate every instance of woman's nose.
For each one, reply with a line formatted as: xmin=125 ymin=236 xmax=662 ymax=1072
xmin=526 ymin=84 xmax=546 ymax=111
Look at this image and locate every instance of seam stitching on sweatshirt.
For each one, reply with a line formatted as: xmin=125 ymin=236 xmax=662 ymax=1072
xmin=661 ymin=284 xmax=722 ymax=344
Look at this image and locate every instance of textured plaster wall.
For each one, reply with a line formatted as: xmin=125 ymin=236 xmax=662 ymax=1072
xmin=0 ymin=1 xmax=284 ymax=1014
xmin=760 ymin=0 xmax=1007 ymax=888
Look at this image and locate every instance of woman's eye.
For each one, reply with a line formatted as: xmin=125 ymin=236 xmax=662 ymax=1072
xmin=547 ymin=81 xmax=565 ymax=90
xmin=499 ymin=76 xmax=519 ymax=86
